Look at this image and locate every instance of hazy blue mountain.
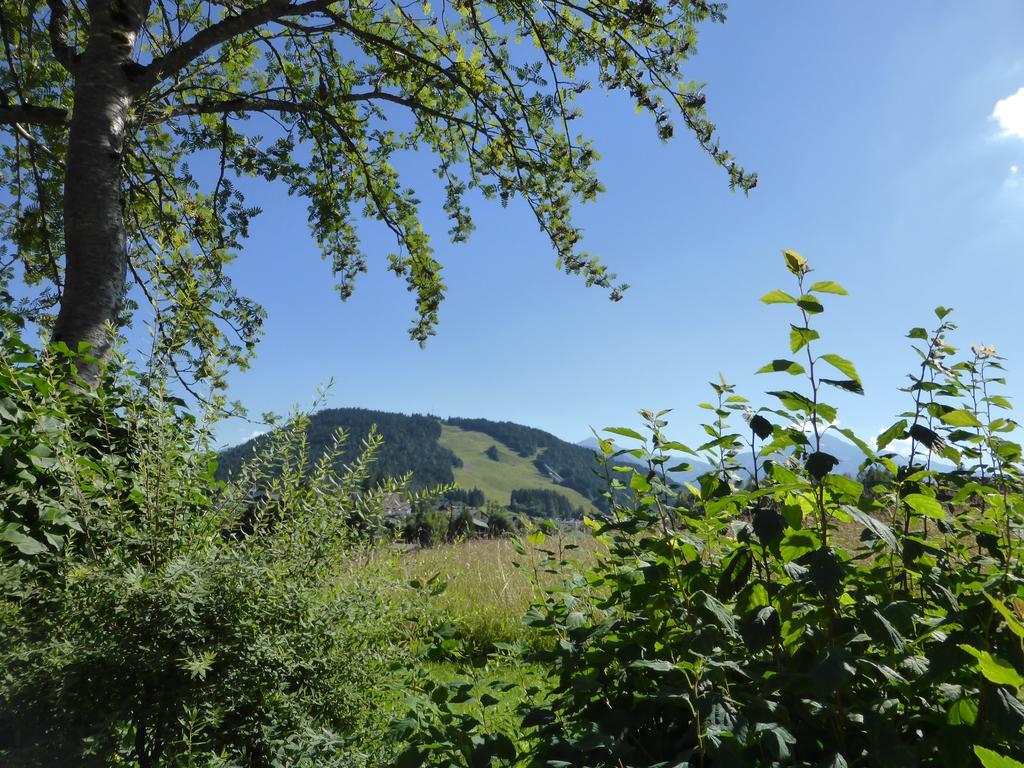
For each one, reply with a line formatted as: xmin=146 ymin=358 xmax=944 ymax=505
xmin=578 ymin=432 xmax=875 ymax=482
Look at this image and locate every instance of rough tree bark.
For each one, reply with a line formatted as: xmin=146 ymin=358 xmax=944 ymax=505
xmin=50 ymin=0 xmax=149 ymax=385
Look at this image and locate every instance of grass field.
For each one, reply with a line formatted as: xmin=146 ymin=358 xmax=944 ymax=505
xmin=438 ymin=424 xmax=597 ymax=512
xmin=398 ymin=535 xmax=603 ymax=654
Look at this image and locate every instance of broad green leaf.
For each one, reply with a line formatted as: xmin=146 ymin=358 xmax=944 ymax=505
xmin=959 ymin=644 xmax=1024 ymax=688
xmin=984 ymin=395 xmax=1013 ymax=410
xmin=0 ymin=524 xmax=46 ymax=556
xmin=941 ymin=409 xmax=982 ymax=428
xmin=820 ymin=354 xmax=861 ymax=384
xmin=974 ymin=746 xmax=1024 ymax=768
xmin=790 ymin=325 xmax=820 ymax=353
xmin=836 ymin=427 xmax=873 ymax=457
xmin=630 ymin=473 xmax=652 ymax=494
xmin=630 ymin=659 xmax=676 ymax=672
xmin=810 ymin=281 xmax=847 ymax=295
xmin=946 ymin=698 xmax=978 ymax=726
xmin=761 ymin=290 xmax=796 ymax=305
xmin=985 ymin=593 xmax=1024 ymax=640
xmin=821 ymin=378 xmax=864 ymax=395
xmin=876 ymin=419 xmax=908 ymax=449
xmin=845 ymin=506 xmax=899 ymax=552
xmin=783 ymin=249 xmax=807 ymax=275
xmin=717 ymin=547 xmax=753 ymax=601
xmin=904 ymin=493 xmax=946 ymax=520
xmin=780 ymin=531 xmax=819 ymax=562
xmin=797 ymin=295 xmax=824 ymax=314
xmin=768 ymin=391 xmax=815 ymax=413
xmin=604 ymin=426 xmax=645 ymax=441
xmin=756 ymin=359 xmax=805 ymax=375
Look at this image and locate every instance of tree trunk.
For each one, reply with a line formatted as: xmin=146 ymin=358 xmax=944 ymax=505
xmin=52 ymin=0 xmax=148 ymax=386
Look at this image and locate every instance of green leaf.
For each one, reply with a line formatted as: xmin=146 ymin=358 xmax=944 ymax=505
xmin=630 ymin=473 xmax=652 ymax=494
xmin=780 ymin=531 xmax=819 ymax=562
xmin=907 ymin=327 xmax=928 ymax=340
xmin=959 ymin=644 xmax=1024 ymax=688
xmin=756 ymin=721 xmax=795 ymax=762
xmin=756 ymin=359 xmax=805 ymax=375
xmin=974 ymin=746 xmax=1024 ymax=768
xmin=909 ymin=423 xmax=946 ymax=452
xmin=783 ymin=249 xmax=807 ymax=275
xmin=809 ymin=280 xmax=847 ymax=295
xmin=845 ymin=506 xmax=899 ymax=552
xmin=946 ymin=698 xmax=978 ymax=726
xmin=768 ymin=390 xmax=815 ymax=413
xmin=0 ymin=524 xmax=46 ymax=556
xmin=941 ymin=409 xmax=983 ymax=428
xmin=697 ymin=592 xmax=737 ymax=635
xmin=790 ymin=325 xmax=820 ymax=353
xmin=985 ymin=594 xmax=1024 ymax=640
xmin=821 ymin=378 xmax=864 ymax=395
xmin=836 ymin=427 xmax=874 ymax=457
xmin=797 ymin=295 xmax=824 ymax=314
xmin=904 ymin=493 xmax=946 ymax=520
xmin=761 ymin=290 xmax=796 ymax=305
xmin=604 ymin=426 xmax=645 ymax=441
xmin=630 ymin=659 xmax=676 ymax=672
xmin=820 ymin=354 xmax=861 ymax=384
xmin=876 ymin=419 xmax=908 ymax=449
xmin=717 ymin=547 xmax=753 ymax=601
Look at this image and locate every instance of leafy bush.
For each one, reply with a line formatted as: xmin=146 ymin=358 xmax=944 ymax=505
xmin=0 ymin=320 xmax=410 ymax=767
xmin=397 ymin=252 xmax=1024 ymax=767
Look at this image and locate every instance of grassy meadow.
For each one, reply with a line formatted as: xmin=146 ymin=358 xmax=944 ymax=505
xmin=438 ymin=425 xmax=597 ymax=513
xmin=398 ymin=533 xmax=602 ymax=655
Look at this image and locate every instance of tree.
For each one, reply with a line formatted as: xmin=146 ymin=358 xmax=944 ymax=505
xmin=0 ymin=0 xmax=755 ymax=387
xmin=485 ymin=444 xmax=499 ymax=461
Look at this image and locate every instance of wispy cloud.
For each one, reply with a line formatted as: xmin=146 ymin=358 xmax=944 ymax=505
xmin=993 ymin=87 xmax=1024 ymax=139
xmin=1008 ymin=164 xmax=1022 ymax=189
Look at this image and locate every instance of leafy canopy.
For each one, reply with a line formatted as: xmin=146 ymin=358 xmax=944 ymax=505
xmin=1 ymin=0 xmax=754 ymax=379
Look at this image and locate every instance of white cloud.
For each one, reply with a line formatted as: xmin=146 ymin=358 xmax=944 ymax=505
xmin=993 ymin=87 xmax=1024 ymax=139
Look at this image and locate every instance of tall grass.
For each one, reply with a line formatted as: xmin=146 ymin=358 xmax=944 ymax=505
xmin=398 ymin=533 xmax=601 ymax=655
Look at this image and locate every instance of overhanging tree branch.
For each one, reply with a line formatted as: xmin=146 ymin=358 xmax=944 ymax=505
xmin=46 ymin=0 xmax=77 ymax=71
xmin=0 ymin=103 xmax=68 ymax=126
xmin=133 ymin=0 xmax=334 ymax=93
xmin=153 ymin=90 xmax=484 ymax=132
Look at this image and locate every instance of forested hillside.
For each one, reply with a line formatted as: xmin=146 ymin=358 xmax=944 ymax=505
xmin=216 ymin=408 xmax=462 ymax=490
xmin=217 ymin=408 xmax=606 ymax=510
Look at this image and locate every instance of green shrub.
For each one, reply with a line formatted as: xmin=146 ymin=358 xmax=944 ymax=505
xmin=396 ymin=251 xmax=1024 ymax=767
xmin=0 ymin=318 xmax=410 ymax=766
xmin=522 ymin=252 xmax=1024 ymax=767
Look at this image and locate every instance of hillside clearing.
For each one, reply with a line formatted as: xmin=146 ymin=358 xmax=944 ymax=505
xmin=438 ymin=425 xmax=597 ymax=513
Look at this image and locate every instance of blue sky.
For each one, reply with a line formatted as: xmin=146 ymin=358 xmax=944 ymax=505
xmin=210 ymin=1 xmax=1024 ymax=448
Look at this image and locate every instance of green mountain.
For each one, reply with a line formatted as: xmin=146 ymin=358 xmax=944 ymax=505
xmin=216 ymin=408 xmax=605 ymax=514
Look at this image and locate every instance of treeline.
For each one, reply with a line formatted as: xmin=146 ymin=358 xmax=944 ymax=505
xmin=401 ymin=502 xmax=517 ymax=546
xmin=217 ymin=408 xmax=461 ymax=490
xmin=445 ymin=417 xmax=607 ymax=506
xmin=509 ymin=488 xmax=584 ymax=519
xmin=444 ymin=487 xmax=485 ymax=507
